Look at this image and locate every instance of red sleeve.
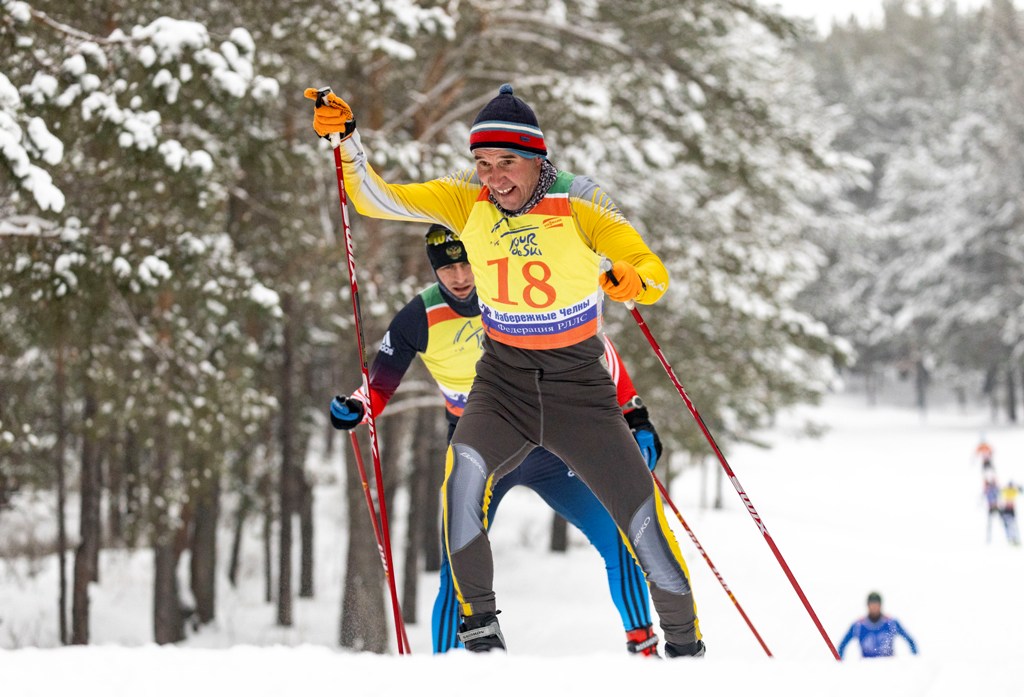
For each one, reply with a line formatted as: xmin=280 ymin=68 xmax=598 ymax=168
xmin=602 ymin=335 xmax=638 ymax=410
xmin=350 ymin=295 xmax=429 ymax=419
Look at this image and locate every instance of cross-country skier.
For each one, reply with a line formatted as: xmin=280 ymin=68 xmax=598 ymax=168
xmin=998 ymin=481 xmax=1022 ymax=546
xmin=331 ymin=225 xmax=664 ymax=656
xmin=974 ymin=436 xmax=995 ymax=476
xmin=837 ymin=591 xmax=918 ymax=659
xmin=307 ymin=83 xmax=703 ymax=656
xmin=984 ymin=477 xmax=1001 ymax=543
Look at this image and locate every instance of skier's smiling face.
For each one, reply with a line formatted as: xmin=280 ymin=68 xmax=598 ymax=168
xmin=474 ymin=149 xmax=542 ymax=211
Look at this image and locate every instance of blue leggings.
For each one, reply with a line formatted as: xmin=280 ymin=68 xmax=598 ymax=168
xmin=431 ymin=445 xmax=652 ymax=652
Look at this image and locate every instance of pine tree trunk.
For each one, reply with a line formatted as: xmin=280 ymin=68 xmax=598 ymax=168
xmin=340 ymin=430 xmax=387 ymax=652
xmin=324 ymin=357 xmax=341 ymax=460
xmin=864 ymin=366 xmax=878 ymax=406
xmin=955 ymin=385 xmax=967 ymax=410
xmin=71 ymin=391 xmax=101 ymax=645
xmin=153 ymin=541 xmax=185 ymax=644
xmin=55 ymin=345 xmax=69 ymax=645
xmin=278 ymin=493 xmax=293 ymax=625
xmin=190 ymin=473 xmax=220 ymax=625
xmin=299 ymin=473 xmax=314 ymax=598
xmin=402 ymin=406 xmax=436 ymax=622
xmin=261 ymin=472 xmax=274 ymax=603
xmin=324 ymin=413 xmax=335 ymax=459
xmin=984 ymin=365 xmax=999 ymax=421
xmin=123 ymin=429 xmax=141 ymax=548
xmin=1006 ymin=366 xmax=1017 ymax=423
xmin=277 ymin=294 xmax=296 ymax=626
xmin=226 ymin=449 xmax=253 ymax=589
xmin=915 ymin=357 xmax=929 ymax=413
xmin=152 ymin=421 xmax=185 ymax=644
xmin=106 ymin=434 xmax=124 ymax=545
xmin=1020 ymin=361 xmax=1024 ymax=420
xmin=228 ymin=477 xmax=251 ymax=588
xmin=295 ymin=334 xmax=316 ymax=600
xmin=421 ymin=411 xmax=446 ymax=573
xmin=90 ymin=439 xmax=107 ymax=580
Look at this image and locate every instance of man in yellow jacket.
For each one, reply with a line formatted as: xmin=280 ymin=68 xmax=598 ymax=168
xmin=307 ymin=83 xmax=702 ymax=657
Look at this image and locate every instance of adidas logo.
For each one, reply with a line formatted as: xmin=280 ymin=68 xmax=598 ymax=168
xmin=380 ymin=331 xmax=394 ymax=356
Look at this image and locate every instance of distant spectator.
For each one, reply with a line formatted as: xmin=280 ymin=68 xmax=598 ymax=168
xmin=837 ymin=591 xmax=918 ymax=659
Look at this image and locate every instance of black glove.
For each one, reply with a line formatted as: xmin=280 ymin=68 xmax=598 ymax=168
xmin=329 ymin=395 xmax=365 ymax=430
xmin=625 ymin=406 xmax=663 ymax=471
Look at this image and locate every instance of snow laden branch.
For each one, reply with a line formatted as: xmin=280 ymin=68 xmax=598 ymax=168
xmin=0 ymin=70 xmax=66 ymax=212
xmin=1 ymin=4 xmax=279 ymax=218
xmin=0 ymin=214 xmax=59 ymax=237
xmin=9 ymin=2 xmax=125 ymax=44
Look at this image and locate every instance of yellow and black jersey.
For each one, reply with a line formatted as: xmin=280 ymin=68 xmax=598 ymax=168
xmin=338 ymin=132 xmax=667 ymax=372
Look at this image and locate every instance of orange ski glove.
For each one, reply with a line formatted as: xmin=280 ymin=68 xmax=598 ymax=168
xmin=599 ymin=260 xmax=645 ymax=302
xmin=303 ymin=87 xmax=356 ymax=140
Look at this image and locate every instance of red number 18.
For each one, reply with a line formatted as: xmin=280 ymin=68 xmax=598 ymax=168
xmin=487 ymin=258 xmax=557 ymax=309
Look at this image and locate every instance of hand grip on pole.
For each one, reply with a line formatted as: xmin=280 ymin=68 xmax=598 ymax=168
xmin=600 ymin=258 xmax=636 ymax=310
xmin=315 ymin=85 xmax=344 ymax=148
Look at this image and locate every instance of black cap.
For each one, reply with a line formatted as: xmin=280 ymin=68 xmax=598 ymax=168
xmin=425 ymin=224 xmax=468 ymax=270
xmin=867 ymin=591 xmax=882 ymax=605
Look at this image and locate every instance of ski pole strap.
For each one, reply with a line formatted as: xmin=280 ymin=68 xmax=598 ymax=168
xmin=600 ymin=257 xmax=618 ymax=285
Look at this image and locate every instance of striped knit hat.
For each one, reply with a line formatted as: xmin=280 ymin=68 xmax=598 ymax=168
xmin=469 ymin=84 xmax=547 ymax=158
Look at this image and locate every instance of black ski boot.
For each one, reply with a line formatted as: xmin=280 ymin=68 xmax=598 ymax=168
xmin=665 ymin=639 xmax=706 ymax=658
xmin=457 ymin=611 xmax=506 ymax=653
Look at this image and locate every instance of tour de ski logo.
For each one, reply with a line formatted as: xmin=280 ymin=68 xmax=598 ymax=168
xmin=508 ymin=231 xmax=541 ymax=257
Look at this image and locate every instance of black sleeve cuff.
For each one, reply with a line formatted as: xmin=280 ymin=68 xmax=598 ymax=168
xmin=624 ymin=406 xmax=652 ymax=431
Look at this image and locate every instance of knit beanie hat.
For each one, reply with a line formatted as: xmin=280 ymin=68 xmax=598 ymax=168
xmin=469 ymin=84 xmax=547 ymax=158
xmin=425 ymin=224 xmax=468 ymax=270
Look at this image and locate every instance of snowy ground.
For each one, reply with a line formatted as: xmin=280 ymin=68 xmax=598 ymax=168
xmin=2 ymin=391 xmax=1023 ymax=696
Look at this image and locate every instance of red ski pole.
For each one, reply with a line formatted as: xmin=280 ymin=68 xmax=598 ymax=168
xmin=321 ymin=88 xmax=409 ymax=654
xmin=602 ymin=260 xmax=839 ymax=660
xmin=653 ymin=473 xmax=772 ymax=657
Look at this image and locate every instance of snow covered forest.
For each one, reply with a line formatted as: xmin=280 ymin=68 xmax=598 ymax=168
xmin=2 ymin=0 xmax=1024 ymax=652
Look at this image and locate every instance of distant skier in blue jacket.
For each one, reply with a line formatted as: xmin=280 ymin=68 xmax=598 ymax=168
xmin=837 ymin=591 xmax=918 ymax=659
